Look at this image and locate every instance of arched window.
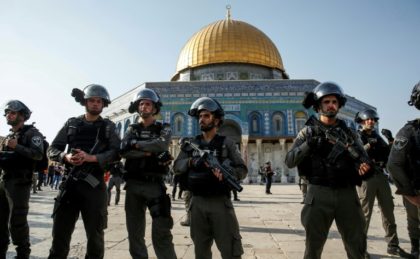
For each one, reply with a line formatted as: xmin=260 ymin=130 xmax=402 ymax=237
xmin=295 ymin=111 xmax=307 ymax=133
xmin=173 ymin=113 xmax=185 ymax=136
xmin=272 ymin=112 xmax=285 ymax=135
xmin=248 ymin=112 xmax=262 ymax=134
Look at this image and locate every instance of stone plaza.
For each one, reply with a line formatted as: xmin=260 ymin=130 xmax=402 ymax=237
xmin=7 ymin=184 xmax=412 ymax=259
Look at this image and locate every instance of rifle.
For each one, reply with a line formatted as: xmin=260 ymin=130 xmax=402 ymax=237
xmin=184 ymin=139 xmax=243 ymax=192
xmin=52 ymin=133 xmax=105 ymax=217
xmin=307 ymin=116 xmax=373 ymax=172
xmin=0 ymin=133 xmax=19 ymax=166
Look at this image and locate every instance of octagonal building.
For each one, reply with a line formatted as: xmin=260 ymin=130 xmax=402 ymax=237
xmin=103 ymin=12 xmax=374 ymax=183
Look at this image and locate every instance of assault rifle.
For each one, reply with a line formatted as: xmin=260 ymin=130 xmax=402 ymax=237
xmin=52 ymin=137 xmax=105 ymax=217
xmin=0 ymin=134 xmax=18 ymax=165
xmin=184 ymin=140 xmax=243 ymax=192
xmin=307 ymin=116 xmax=373 ymax=175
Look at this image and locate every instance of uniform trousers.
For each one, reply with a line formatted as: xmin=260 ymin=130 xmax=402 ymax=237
xmin=48 ymin=180 xmax=107 ymax=259
xmin=190 ymin=195 xmax=243 ymax=259
xmin=301 ymin=184 xmax=367 ymax=259
xmin=0 ymin=179 xmax=31 ymax=258
xmin=107 ymin=175 xmax=122 ymax=205
xmin=125 ymin=180 xmax=176 ymax=259
xmin=357 ymin=172 xmax=399 ymax=246
xmin=403 ymin=197 xmax=420 ymax=240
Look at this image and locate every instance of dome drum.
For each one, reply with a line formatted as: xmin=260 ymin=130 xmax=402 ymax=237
xmin=177 ymin=63 xmax=287 ymax=81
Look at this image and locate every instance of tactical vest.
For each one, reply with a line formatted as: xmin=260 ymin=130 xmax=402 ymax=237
xmin=0 ymin=125 xmax=37 ymax=177
xmin=66 ymin=117 xmax=109 ymax=178
xmin=124 ymin=122 xmax=168 ymax=180
xmin=298 ymin=121 xmax=362 ymax=187
xmin=187 ymin=134 xmax=230 ymax=196
xmin=406 ymin=120 xmax=420 ymax=188
xmin=359 ymin=130 xmax=389 ymax=166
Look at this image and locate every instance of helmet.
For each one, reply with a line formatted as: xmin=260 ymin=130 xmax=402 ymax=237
xmin=72 ymin=84 xmax=111 ymax=107
xmin=83 ymin=84 xmax=111 ymax=106
xmin=302 ymin=82 xmax=347 ymax=111
xmin=408 ymin=81 xmax=420 ymax=110
xmin=188 ymin=97 xmax=225 ymax=118
xmin=354 ymin=109 xmax=379 ymax=123
xmin=128 ymin=88 xmax=162 ymax=114
xmin=3 ymin=100 xmax=32 ymax=121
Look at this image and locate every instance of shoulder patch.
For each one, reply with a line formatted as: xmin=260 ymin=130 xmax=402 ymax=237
xmin=393 ymin=136 xmax=408 ymax=150
xmin=31 ymin=135 xmax=43 ymax=146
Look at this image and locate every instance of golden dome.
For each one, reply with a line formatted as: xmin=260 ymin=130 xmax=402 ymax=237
xmin=173 ymin=18 xmax=286 ymax=80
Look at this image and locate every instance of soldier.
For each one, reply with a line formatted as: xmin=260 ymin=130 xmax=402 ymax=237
xmin=120 ymin=88 xmax=177 ymax=259
xmin=387 ymin=81 xmax=420 ymax=259
xmin=355 ymin=109 xmax=412 ymax=258
xmin=47 ymin=84 xmax=120 ymax=259
xmin=285 ymin=82 xmax=372 ymax=259
xmin=107 ymin=161 xmax=123 ymax=206
xmin=173 ymin=97 xmax=248 ymax=259
xmin=263 ymin=161 xmax=274 ymax=194
xmin=0 ymin=100 xmax=44 ymax=259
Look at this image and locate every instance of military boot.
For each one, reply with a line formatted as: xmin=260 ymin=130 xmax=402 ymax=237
xmin=180 ymin=213 xmax=190 ymax=227
xmin=15 ymin=243 xmax=30 ymax=259
xmin=387 ymin=245 xmax=415 ymax=259
xmin=411 ymin=238 xmax=419 ymax=259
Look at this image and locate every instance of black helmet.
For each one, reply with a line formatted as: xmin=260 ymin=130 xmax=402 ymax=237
xmin=354 ymin=109 xmax=379 ymax=123
xmin=302 ymin=82 xmax=347 ymax=111
xmin=408 ymin=81 xmax=420 ymax=110
xmin=128 ymin=88 xmax=162 ymax=114
xmin=188 ymin=97 xmax=225 ymax=120
xmin=72 ymin=84 xmax=111 ymax=107
xmin=3 ymin=100 xmax=32 ymax=121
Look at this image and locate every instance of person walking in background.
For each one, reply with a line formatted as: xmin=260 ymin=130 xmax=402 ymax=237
xmin=31 ymin=172 xmax=38 ymax=194
xmin=51 ymin=164 xmax=63 ymax=190
xmin=107 ymin=161 xmax=123 ymax=206
xmin=171 ymin=173 xmax=183 ymax=201
xmin=46 ymin=163 xmax=54 ymax=187
xmin=263 ymin=161 xmax=274 ymax=194
xmin=36 ymin=169 xmax=45 ymax=191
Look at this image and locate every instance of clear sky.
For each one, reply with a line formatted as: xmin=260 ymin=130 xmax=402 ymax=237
xmin=1 ymin=0 xmax=419 ymax=141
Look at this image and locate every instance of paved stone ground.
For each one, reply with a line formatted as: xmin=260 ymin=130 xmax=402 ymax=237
xmin=6 ymin=184 xmax=413 ymax=258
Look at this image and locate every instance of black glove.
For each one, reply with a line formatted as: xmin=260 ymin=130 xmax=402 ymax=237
xmin=367 ymin=138 xmax=377 ymax=146
xmin=157 ymin=151 xmax=173 ymax=165
xmin=381 ymin=129 xmax=394 ymax=142
xmin=190 ymin=156 xmax=206 ymax=168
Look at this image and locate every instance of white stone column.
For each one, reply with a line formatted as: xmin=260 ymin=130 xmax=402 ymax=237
xmin=241 ymin=136 xmax=249 ymax=166
xmin=256 ymin=139 xmax=263 ymax=169
xmin=171 ymin=139 xmax=179 ymax=158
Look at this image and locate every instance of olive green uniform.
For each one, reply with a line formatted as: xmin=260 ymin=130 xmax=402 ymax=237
xmin=356 ymin=130 xmax=400 ymax=247
xmin=174 ymin=134 xmax=247 ymax=259
xmin=47 ymin=116 xmax=120 ymax=259
xmin=285 ymin=117 xmax=370 ymax=259
xmin=121 ymin=121 xmax=176 ymax=259
xmin=387 ymin=120 xmax=420 ymax=255
xmin=0 ymin=125 xmax=44 ymax=259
